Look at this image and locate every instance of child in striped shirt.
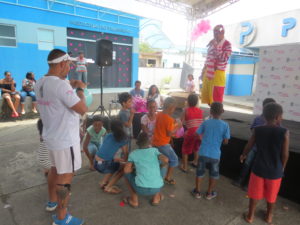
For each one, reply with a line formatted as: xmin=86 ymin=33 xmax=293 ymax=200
xmin=37 ymin=119 xmax=51 ymax=176
xmin=180 ymin=94 xmax=203 ymax=172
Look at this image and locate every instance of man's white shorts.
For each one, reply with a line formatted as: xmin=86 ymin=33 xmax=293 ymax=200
xmin=49 ymin=145 xmax=82 ymax=174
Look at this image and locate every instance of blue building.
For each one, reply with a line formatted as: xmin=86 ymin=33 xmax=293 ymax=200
xmin=0 ymin=0 xmax=140 ymax=90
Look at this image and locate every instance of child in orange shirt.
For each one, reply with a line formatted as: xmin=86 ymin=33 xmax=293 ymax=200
xmin=152 ymin=97 xmax=182 ymax=184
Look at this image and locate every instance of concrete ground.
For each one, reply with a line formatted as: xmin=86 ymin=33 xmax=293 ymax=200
xmin=1 ymin=120 xmax=300 ymax=225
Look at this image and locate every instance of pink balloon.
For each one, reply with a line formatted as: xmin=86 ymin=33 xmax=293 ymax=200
xmin=191 ymin=20 xmax=211 ymax=40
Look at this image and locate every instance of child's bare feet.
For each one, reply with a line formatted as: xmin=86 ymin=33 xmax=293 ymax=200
xmin=99 ymin=182 xmax=108 ymax=189
xmin=123 ymin=196 xmax=138 ymax=208
xmin=243 ymin=212 xmax=254 ymax=224
xmin=265 ymin=214 xmax=273 ymax=224
xmin=89 ymin=164 xmax=95 ymax=171
xmin=151 ymin=193 xmax=164 ymax=206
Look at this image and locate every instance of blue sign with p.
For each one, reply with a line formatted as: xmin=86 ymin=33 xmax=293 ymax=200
xmin=240 ymin=22 xmax=253 ymax=45
xmin=281 ymin=18 xmax=296 ymax=37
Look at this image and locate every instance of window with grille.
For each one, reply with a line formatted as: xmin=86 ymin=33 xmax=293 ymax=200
xmin=0 ymin=24 xmax=17 ymax=47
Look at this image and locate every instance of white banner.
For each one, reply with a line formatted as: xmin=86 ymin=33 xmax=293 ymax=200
xmin=254 ymin=45 xmax=300 ymax=122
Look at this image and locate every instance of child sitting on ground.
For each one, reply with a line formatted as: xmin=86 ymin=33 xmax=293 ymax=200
xmin=141 ymin=99 xmax=157 ymax=142
xmin=37 ymin=119 xmax=51 ymax=176
xmin=94 ymin=119 xmax=128 ymax=194
xmin=118 ymin=92 xmax=135 ymax=150
xmin=83 ymin=115 xmax=106 ymax=170
xmin=180 ymin=94 xmax=203 ymax=172
xmin=232 ymin=98 xmax=276 ymax=189
xmin=241 ymin=103 xmax=289 ymax=224
xmin=123 ymin=132 xmax=169 ymax=208
xmin=192 ymin=102 xmax=230 ymax=200
xmin=152 ymin=97 xmax=182 ymax=185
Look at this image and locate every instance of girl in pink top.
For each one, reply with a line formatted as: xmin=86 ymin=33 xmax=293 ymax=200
xmin=180 ymin=94 xmax=203 ymax=172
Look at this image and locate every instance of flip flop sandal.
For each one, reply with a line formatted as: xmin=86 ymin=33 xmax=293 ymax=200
xmin=104 ymin=186 xmax=122 ymax=194
xmin=123 ymin=197 xmax=138 ymax=208
xmin=179 ymin=167 xmax=188 ymax=173
xmin=243 ymin=212 xmax=253 ymax=224
xmin=151 ymin=194 xmax=164 ymax=206
xmin=99 ymin=182 xmax=108 ymax=190
xmin=190 ymin=163 xmax=198 ymax=168
xmin=164 ymin=178 xmax=176 ymax=185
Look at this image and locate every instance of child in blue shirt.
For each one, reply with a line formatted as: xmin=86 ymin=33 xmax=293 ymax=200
xmin=123 ymin=132 xmax=168 ymax=208
xmin=192 ymin=102 xmax=230 ymax=200
xmin=94 ymin=119 xmax=128 ymax=194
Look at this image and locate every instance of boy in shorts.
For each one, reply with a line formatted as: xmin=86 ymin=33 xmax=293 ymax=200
xmin=232 ymin=98 xmax=276 ymax=189
xmin=241 ymin=103 xmax=289 ymax=224
xmin=192 ymin=102 xmax=230 ymax=200
xmin=118 ymin=92 xmax=135 ymax=150
xmin=152 ymin=97 xmax=182 ymax=185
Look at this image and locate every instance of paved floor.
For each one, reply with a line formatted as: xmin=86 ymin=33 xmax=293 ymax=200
xmin=0 ymin=120 xmax=300 ymax=225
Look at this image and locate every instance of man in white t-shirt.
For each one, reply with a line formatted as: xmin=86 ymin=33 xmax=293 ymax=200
xmin=35 ymin=49 xmax=87 ymax=225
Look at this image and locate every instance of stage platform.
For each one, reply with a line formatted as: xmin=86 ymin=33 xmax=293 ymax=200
xmin=172 ymin=106 xmax=300 ymax=203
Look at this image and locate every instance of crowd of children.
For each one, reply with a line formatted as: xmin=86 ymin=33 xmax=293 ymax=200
xmin=37 ymin=90 xmax=289 ymax=224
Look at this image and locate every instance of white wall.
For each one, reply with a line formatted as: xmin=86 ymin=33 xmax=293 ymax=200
xmin=138 ymin=67 xmax=202 ymax=90
xmin=254 ymin=45 xmax=300 ymax=122
xmin=224 ymin=9 xmax=300 ymax=48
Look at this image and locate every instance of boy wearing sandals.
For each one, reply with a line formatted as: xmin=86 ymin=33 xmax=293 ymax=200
xmin=192 ymin=102 xmax=230 ymax=200
xmin=123 ymin=132 xmax=168 ymax=207
xmin=152 ymin=97 xmax=182 ymax=185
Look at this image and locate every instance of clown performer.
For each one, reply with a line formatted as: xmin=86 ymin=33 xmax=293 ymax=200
xmin=201 ymin=25 xmax=232 ymax=105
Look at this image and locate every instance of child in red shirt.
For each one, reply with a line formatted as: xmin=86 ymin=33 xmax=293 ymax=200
xmin=180 ymin=94 xmax=203 ymax=172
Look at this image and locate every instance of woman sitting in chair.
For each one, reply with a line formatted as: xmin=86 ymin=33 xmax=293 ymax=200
xmin=0 ymin=71 xmax=20 ymax=118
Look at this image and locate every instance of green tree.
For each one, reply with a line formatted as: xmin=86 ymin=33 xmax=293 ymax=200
xmin=139 ymin=42 xmax=157 ymax=53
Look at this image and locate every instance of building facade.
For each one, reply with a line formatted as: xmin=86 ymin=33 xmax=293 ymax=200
xmin=0 ymin=0 xmax=140 ymax=89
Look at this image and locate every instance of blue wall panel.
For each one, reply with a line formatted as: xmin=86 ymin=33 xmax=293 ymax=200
xmin=19 ymin=0 xmax=48 ymax=9
xmin=229 ymin=56 xmax=259 ymax=65
xmin=0 ymin=43 xmax=66 ymax=90
xmin=0 ymin=2 xmax=139 ymax=37
xmin=131 ymin=53 xmax=139 ymax=87
xmin=225 ymin=74 xmax=254 ymax=96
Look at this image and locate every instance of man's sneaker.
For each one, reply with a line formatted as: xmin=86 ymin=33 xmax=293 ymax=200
xmin=191 ymin=189 xmax=202 ymax=199
xmin=205 ymin=191 xmax=217 ymax=200
xmin=52 ymin=213 xmax=84 ymax=225
xmin=46 ymin=202 xmax=58 ymax=212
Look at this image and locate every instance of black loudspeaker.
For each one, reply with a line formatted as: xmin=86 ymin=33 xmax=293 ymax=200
xmin=96 ymin=39 xmax=113 ymax=66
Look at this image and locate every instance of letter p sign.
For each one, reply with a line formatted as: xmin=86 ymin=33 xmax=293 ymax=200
xmin=282 ymin=18 xmax=296 ymax=37
xmin=239 ymin=22 xmax=253 ymax=45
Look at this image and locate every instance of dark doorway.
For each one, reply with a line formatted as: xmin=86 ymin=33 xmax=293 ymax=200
xmin=67 ymin=28 xmax=132 ymax=88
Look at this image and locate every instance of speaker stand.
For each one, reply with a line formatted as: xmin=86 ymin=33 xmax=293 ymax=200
xmin=91 ymin=66 xmax=110 ymax=118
